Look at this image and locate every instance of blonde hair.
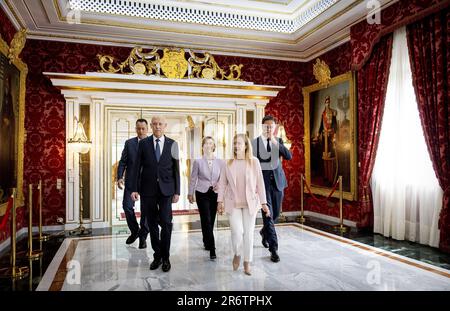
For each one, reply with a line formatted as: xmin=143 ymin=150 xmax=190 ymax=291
xmin=228 ymin=134 xmax=254 ymax=166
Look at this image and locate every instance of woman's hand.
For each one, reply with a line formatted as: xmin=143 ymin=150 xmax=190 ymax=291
xmin=188 ymin=194 xmax=195 ymax=204
xmin=217 ymin=202 xmax=225 ymax=215
xmin=262 ymin=204 xmax=271 ymax=218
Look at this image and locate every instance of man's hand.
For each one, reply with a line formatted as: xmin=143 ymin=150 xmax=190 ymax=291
xmin=172 ymin=194 xmax=180 ymax=203
xmin=217 ymin=202 xmax=225 ymax=215
xmin=270 ymin=136 xmax=279 ymax=146
xmin=188 ymin=194 xmax=195 ymax=204
xmin=262 ymin=204 xmax=271 ymax=218
xmin=131 ymin=192 xmax=139 ymax=201
xmin=117 ymin=179 xmax=124 ymax=190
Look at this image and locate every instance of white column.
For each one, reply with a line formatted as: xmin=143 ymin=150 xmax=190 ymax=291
xmin=65 ymin=97 xmax=80 ymax=228
xmin=255 ymin=103 xmax=266 ymax=138
xmin=91 ymin=97 xmax=105 ymax=226
xmin=236 ymin=103 xmax=247 ymax=134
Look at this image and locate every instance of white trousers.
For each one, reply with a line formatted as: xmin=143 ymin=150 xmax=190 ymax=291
xmin=228 ymin=207 xmax=257 ymax=262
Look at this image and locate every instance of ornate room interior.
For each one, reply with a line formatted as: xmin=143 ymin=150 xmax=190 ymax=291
xmin=0 ymin=0 xmax=448 ymax=293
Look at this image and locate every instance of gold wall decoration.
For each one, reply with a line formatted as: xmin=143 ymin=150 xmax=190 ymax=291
xmin=97 ymin=46 xmax=243 ymax=81
xmin=188 ymin=51 xmax=242 ymax=80
xmin=186 ymin=116 xmax=195 ymax=130
xmin=97 ymin=47 xmax=160 ymax=75
xmin=0 ymin=30 xmax=28 ymax=213
xmin=7 ymin=29 xmax=27 ymax=64
xmin=160 ymin=48 xmax=188 ymax=79
xmin=313 ymin=58 xmax=331 ymax=86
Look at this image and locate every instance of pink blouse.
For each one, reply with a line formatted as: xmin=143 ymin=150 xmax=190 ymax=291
xmin=233 ymin=160 xmax=248 ymax=209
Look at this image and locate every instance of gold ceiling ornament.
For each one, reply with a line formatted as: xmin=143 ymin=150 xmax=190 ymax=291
xmin=7 ymin=28 xmax=27 ymax=64
xmin=97 ymin=46 xmax=243 ymax=81
xmin=313 ymin=58 xmax=331 ymax=86
xmin=97 ymin=47 xmax=160 ymax=75
xmin=188 ymin=51 xmax=242 ymax=81
xmin=160 ymin=48 xmax=188 ymax=79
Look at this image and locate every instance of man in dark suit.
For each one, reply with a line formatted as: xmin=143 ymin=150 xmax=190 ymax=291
xmin=252 ymin=115 xmax=292 ymax=263
xmin=131 ymin=116 xmax=180 ymax=272
xmin=117 ymin=119 xmax=149 ymax=248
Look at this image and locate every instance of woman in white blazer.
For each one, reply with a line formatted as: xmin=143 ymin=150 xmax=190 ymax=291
xmin=217 ymin=134 xmax=270 ymax=275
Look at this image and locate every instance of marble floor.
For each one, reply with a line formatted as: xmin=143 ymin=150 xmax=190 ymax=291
xmin=36 ymin=224 xmax=450 ymax=291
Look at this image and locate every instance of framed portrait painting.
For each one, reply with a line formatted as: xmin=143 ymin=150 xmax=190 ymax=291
xmin=303 ymin=71 xmax=357 ymax=201
xmin=0 ymin=30 xmax=27 ymax=214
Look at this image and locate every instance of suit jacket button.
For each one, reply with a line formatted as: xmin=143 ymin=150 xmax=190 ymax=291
xmin=157 ymin=178 xmax=159 ymax=182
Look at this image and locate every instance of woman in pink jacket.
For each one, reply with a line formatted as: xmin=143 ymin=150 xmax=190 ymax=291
xmin=217 ymin=134 xmax=270 ymax=275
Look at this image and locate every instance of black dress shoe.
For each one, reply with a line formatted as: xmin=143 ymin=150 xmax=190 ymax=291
xmin=149 ymin=258 xmax=162 ymax=270
xmin=138 ymin=238 xmax=147 ymax=249
xmin=204 ymin=246 xmax=211 ymax=251
xmin=210 ymin=249 xmax=216 ymax=260
xmin=162 ymin=259 xmax=171 ymax=272
xmin=270 ymin=251 xmax=280 ymax=263
xmin=260 ymin=230 xmax=269 ymax=248
xmin=126 ymin=234 xmax=138 ymax=245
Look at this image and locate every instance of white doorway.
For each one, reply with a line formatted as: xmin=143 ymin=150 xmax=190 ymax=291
xmin=109 ymin=108 xmax=233 ymax=227
xmin=48 ymin=71 xmax=282 ymax=230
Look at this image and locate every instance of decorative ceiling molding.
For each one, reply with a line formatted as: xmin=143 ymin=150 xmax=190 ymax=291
xmin=2 ymin=0 xmax=398 ymax=61
xmin=68 ymin=0 xmax=339 ymax=33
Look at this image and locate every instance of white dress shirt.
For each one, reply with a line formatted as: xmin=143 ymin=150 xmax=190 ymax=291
xmin=153 ymin=135 xmax=165 ymax=155
xmin=260 ymin=135 xmax=272 ymax=151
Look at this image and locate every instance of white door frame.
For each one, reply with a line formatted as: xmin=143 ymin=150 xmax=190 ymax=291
xmin=46 ymin=72 xmax=284 ymax=230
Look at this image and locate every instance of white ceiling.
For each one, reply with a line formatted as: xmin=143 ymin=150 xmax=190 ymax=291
xmin=2 ymin=0 xmax=396 ymax=61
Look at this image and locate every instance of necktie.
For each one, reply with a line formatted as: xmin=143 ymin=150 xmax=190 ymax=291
xmin=155 ymin=138 xmax=161 ymax=162
xmin=267 ymin=138 xmax=271 ymax=153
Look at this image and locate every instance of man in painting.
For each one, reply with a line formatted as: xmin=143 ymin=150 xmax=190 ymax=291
xmin=315 ymin=95 xmax=338 ymax=185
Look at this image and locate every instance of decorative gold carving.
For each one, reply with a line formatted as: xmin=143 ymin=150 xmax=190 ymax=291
xmin=97 ymin=46 xmax=243 ymax=81
xmin=313 ymin=58 xmax=331 ymax=86
xmin=160 ymin=48 xmax=188 ymax=79
xmin=188 ymin=51 xmax=242 ymax=80
xmin=0 ymin=30 xmax=28 ymax=210
xmin=186 ymin=116 xmax=195 ymax=129
xmin=7 ymin=29 xmax=26 ymax=64
xmin=97 ymin=47 xmax=160 ymax=75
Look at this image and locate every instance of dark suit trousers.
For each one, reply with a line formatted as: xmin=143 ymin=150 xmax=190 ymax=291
xmin=195 ymin=188 xmax=217 ymax=250
xmin=141 ymin=185 xmax=173 ymax=260
xmin=123 ymin=189 xmax=149 ymax=239
xmin=261 ymin=177 xmax=284 ymax=252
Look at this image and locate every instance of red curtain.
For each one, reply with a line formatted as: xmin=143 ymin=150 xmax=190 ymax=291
xmin=356 ymin=34 xmax=394 ymax=228
xmin=407 ymin=9 xmax=450 ymax=253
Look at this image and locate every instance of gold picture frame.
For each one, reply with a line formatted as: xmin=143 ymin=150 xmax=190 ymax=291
xmin=303 ymin=71 xmax=357 ymax=201
xmin=0 ymin=29 xmax=27 ymax=215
